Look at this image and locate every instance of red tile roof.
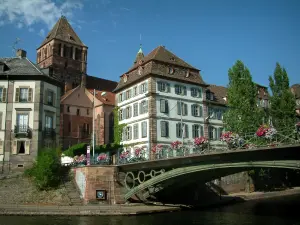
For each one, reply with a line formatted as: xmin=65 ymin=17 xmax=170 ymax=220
xmin=87 ymin=89 xmax=115 ymax=106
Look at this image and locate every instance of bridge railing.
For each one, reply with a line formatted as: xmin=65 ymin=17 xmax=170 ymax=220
xmin=116 ymin=129 xmax=300 ymax=165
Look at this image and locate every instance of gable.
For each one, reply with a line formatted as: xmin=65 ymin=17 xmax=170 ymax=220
xmin=61 ymin=87 xmax=92 ymax=108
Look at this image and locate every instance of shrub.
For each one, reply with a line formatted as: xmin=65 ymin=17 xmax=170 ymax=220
xmin=63 ymin=143 xmax=122 ymax=157
xmin=25 ymin=148 xmax=64 ymax=190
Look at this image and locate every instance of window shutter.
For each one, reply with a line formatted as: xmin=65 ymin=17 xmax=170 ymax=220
xmin=191 ymin=88 xmax=195 ymax=97
xmin=192 ymin=125 xmax=195 ymax=138
xmin=123 ymin=108 xmax=126 ymax=120
xmin=2 ymin=88 xmax=7 ymax=102
xmin=145 ymin=82 xmax=148 ymax=93
xmin=200 ymin=126 xmax=204 ymax=137
xmin=44 ymin=89 xmax=48 ymax=104
xmin=191 ymin=105 xmax=195 ymax=116
xmin=218 ymin=127 xmax=223 ymax=139
xmin=142 ymin=122 xmax=147 ymax=138
xmin=145 ymin=100 xmax=148 ymax=113
xmin=199 ymin=88 xmax=202 ymax=98
xmin=200 ymin=106 xmax=203 ymax=117
xmin=28 ymin=88 xmax=33 ymax=102
xmin=165 ymin=100 xmax=169 ymax=113
xmin=139 ymin=102 xmax=143 ymax=114
xmin=175 ymin=85 xmax=178 ymax=94
xmin=161 ymin=121 xmax=166 ymax=137
xmin=0 ymin=141 xmax=3 ymax=155
xmin=25 ymin=141 xmax=30 ymax=154
xmin=0 ymin=112 xmax=2 ymax=130
xmin=185 ymin=124 xmax=189 ymax=138
xmin=53 ymin=92 xmax=56 ymax=106
xmin=166 ymin=121 xmax=169 ymax=137
xmin=12 ymin=141 xmax=17 ymax=155
xmin=184 ymin=87 xmax=187 ymax=95
xmin=160 ymin=99 xmax=166 ymax=113
xmin=177 ymin=101 xmax=181 ymax=115
xmin=176 ymin=123 xmax=179 ymax=138
xmin=184 ymin=104 xmax=188 ymax=116
xmin=15 ymin=88 xmax=20 ymax=102
xmin=129 ymin=127 xmax=132 ymax=140
xmin=167 ymin=83 xmax=170 ymax=92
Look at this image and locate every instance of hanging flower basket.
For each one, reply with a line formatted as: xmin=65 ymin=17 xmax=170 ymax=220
xmin=256 ymin=125 xmax=277 ymax=139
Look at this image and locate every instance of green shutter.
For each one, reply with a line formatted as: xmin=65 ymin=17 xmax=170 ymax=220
xmin=28 ymin=88 xmax=33 ymax=102
xmin=15 ymin=88 xmax=20 ymax=102
xmin=2 ymin=88 xmax=7 ymax=102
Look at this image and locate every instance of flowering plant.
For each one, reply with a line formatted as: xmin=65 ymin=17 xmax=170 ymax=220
xmin=256 ymin=125 xmax=277 ymax=139
xmin=73 ymin=154 xmax=86 ymax=164
xmin=151 ymin=144 xmax=163 ymax=154
xmin=134 ymin=147 xmax=146 ymax=158
xmin=220 ymin=132 xmax=238 ymax=144
xmin=120 ymin=150 xmax=130 ymax=159
xmin=171 ymin=141 xmax=182 ymax=150
xmin=97 ymin=153 xmax=107 ymax=161
xmin=194 ymin=137 xmax=208 ymax=146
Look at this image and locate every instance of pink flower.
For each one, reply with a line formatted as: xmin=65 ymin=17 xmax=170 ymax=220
xmin=194 ymin=137 xmax=208 ymax=146
xmin=152 ymin=144 xmax=163 ymax=153
xmin=171 ymin=141 xmax=182 ymax=150
xmin=97 ymin=154 xmax=107 ymax=161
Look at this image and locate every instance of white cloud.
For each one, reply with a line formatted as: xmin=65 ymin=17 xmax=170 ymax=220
xmin=0 ymin=0 xmax=83 ymax=30
xmin=38 ymin=29 xmax=45 ymax=37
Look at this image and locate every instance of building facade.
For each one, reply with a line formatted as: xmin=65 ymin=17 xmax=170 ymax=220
xmin=60 ymin=85 xmax=115 ymax=150
xmin=115 ymin=46 xmax=211 ymax=155
xmin=291 ymin=84 xmax=300 ymax=121
xmin=0 ymin=50 xmax=61 ymax=171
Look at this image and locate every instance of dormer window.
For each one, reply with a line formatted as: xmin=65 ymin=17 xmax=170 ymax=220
xmin=69 ymin=35 xmax=75 ymax=41
xmin=123 ymin=74 xmax=128 ymax=83
xmin=170 ymin=57 xmax=175 ymax=61
xmin=168 ymin=67 xmax=174 ymax=74
xmin=185 ymin=70 xmax=190 ymax=77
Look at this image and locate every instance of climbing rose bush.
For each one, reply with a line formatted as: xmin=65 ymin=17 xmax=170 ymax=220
xmin=194 ymin=137 xmax=208 ymax=146
xmin=171 ymin=141 xmax=182 ymax=150
xmin=256 ymin=125 xmax=277 ymax=139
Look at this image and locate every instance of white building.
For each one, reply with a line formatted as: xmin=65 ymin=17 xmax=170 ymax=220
xmin=0 ymin=49 xmax=61 ymax=171
xmin=114 ymin=46 xmax=226 ymax=157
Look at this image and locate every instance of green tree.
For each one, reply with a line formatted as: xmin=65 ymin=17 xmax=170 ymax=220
xmin=223 ymin=60 xmax=262 ymax=134
xmin=269 ymin=63 xmax=296 ymax=132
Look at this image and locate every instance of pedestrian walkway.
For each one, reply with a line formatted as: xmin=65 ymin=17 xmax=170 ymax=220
xmin=0 ymin=204 xmax=181 ymax=216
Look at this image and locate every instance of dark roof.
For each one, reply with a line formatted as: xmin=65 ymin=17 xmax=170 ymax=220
xmin=38 ymin=16 xmax=86 ymax=49
xmin=130 ymin=45 xmax=198 ymax=71
xmin=86 ymin=75 xmax=118 ymax=92
xmin=0 ymin=57 xmax=44 ymax=75
xmin=291 ymin=84 xmax=300 ymax=99
xmin=207 ymin=85 xmax=227 ymax=105
xmin=114 ymin=46 xmax=206 ymax=92
xmin=87 ymin=89 xmax=115 ymax=106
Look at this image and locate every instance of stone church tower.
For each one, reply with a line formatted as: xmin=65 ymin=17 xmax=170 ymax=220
xmin=36 ymin=16 xmax=88 ymax=93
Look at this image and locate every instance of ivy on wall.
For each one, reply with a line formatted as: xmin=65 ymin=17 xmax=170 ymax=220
xmin=113 ymin=106 xmax=127 ymax=145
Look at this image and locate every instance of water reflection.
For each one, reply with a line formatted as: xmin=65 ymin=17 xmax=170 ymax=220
xmin=0 ymin=194 xmax=300 ymax=225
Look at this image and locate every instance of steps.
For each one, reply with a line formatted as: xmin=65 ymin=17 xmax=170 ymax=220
xmin=61 ymin=172 xmax=83 ymax=206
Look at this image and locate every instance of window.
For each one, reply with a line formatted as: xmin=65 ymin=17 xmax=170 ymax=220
xmin=168 ymin=67 xmax=174 ymax=74
xmin=161 ymin=121 xmax=169 ymax=137
xmin=206 ymin=91 xmax=214 ymax=101
xmin=175 ymin=85 xmax=186 ymax=95
xmin=77 ymin=109 xmax=80 ymax=116
xmin=15 ymin=88 xmax=32 ymax=102
xmin=157 ymin=82 xmax=170 ymax=92
xmin=177 ymin=101 xmax=188 ymax=116
xmin=126 ymin=89 xmax=132 ymax=100
xmin=140 ymin=82 xmax=148 ymax=94
xmin=192 ymin=125 xmax=204 ymax=138
xmin=67 ymin=106 xmax=70 ymax=112
xmin=45 ymin=115 xmax=53 ymax=129
xmin=133 ymin=124 xmax=139 ymax=139
xmin=119 ymin=109 xmax=123 ymax=121
xmin=0 ymin=87 xmax=7 ymax=102
xmin=126 ymin=106 xmax=132 ymax=118
xmin=176 ymin=123 xmax=188 ymax=138
xmin=125 ymin=126 xmax=132 ymax=140
xmin=140 ymin=100 xmax=148 ymax=114
xmin=133 ymin=86 xmax=138 ymax=96
xmin=191 ymin=104 xmax=202 ymax=117
xmin=141 ymin=121 xmax=147 ymax=138
xmin=208 ymin=108 xmax=216 ymax=119
xmin=133 ymin=103 xmax=138 ymax=117
xmin=209 ymin=126 xmax=220 ymax=140
xmin=191 ymin=88 xmax=202 ymax=98
xmin=45 ymin=90 xmax=54 ymax=105
xmin=83 ymin=123 xmax=90 ymax=134
xmin=68 ymin=122 xmax=71 ymax=133
xmin=87 ymin=109 xmax=89 ymax=115
xmin=216 ymin=109 xmax=223 ymax=120
xmin=160 ymin=99 xmax=169 ymax=113
xmin=16 ymin=113 xmax=29 ymax=133
xmin=118 ymin=93 xmax=123 ymax=102
xmin=17 ymin=141 xmax=26 ymax=154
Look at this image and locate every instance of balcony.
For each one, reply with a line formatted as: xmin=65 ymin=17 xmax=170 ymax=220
xmin=43 ymin=128 xmax=56 ymax=139
xmin=14 ymin=125 xmax=32 ymax=138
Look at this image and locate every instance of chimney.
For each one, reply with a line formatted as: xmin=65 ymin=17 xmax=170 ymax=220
xmin=16 ymin=49 xmax=27 ymax=58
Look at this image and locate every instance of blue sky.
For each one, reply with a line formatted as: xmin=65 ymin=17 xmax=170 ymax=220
xmin=0 ymin=0 xmax=299 ymax=88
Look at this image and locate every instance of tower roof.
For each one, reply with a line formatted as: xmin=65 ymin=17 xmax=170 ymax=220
xmin=134 ymin=44 xmax=144 ymax=63
xmin=38 ymin=16 xmax=86 ymax=49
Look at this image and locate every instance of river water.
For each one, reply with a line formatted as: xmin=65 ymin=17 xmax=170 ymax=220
xmin=1 ymin=194 xmax=300 ymax=225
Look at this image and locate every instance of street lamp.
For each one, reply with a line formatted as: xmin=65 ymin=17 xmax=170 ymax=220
xmin=91 ymin=89 xmax=98 ymax=157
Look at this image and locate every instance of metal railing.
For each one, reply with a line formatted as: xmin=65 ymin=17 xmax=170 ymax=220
xmin=43 ymin=128 xmax=56 ymax=138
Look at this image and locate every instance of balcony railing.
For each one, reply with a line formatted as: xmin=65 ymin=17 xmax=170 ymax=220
xmin=43 ymin=128 xmax=56 ymax=138
xmin=14 ymin=125 xmax=32 ymax=138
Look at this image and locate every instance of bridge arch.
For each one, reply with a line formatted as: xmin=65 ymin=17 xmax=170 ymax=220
xmin=124 ymin=160 xmax=300 ymax=200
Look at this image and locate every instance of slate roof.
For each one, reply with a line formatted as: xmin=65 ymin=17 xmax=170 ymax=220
xmin=38 ymin=16 xmax=86 ymax=48
xmin=86 ymin=75 xmax=118 ymax=92
xmin=114 ymin=46 xmax=206 ymax=92
xmin=207 ymin=85 xmax=228 ymax=105
xmin=0 ymin=57 xmax=44 ymax=75
xmin=130 ymin=45 xmax=198 ymax=71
